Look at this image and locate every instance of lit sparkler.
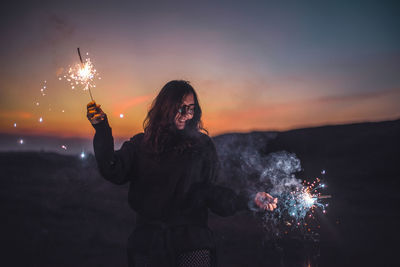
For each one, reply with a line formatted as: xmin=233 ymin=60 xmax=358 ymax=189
xmin=61 ymin=48 xmax=100 ymax=101
xmin=283 ymin=178 xmax=329 ymax=220
xmin=260 ymin=177 xmax=331 ymax=242
xmin=256 ymin=151 xmax=331 ymax=241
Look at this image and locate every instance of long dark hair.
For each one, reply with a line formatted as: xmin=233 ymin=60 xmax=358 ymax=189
xmin=143 ymin=80 xmax=207 ymax=154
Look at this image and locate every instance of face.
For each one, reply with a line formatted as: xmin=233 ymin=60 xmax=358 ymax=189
xmin=175 ymin=93 xmax=195 ymax=130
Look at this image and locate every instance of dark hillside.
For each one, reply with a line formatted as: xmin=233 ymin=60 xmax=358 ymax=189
xmin=1 ymin=119 xmax=399 ymax=266
xmin=214 ymin=119 xmax=400 ymax=266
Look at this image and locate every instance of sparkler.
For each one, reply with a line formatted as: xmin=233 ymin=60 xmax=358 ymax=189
xmin=75 ymin=47 xmax=94 ymax=100
xmin=259 ymin=175 xmax=331 ymax=241
xmin=258 ymin=177 xmax=330 ymax=222
xmin=283 ymin=178 xmax=329 ymax=220
xmin=61 ymin=48 xmax=100 ymax=101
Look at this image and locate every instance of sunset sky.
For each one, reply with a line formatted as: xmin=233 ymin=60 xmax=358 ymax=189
xmin=1 ymin=0 xmax=399 ymax=140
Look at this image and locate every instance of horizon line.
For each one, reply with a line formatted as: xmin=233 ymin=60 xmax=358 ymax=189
xmin=1 ymin=116 xmax=399 ymax=140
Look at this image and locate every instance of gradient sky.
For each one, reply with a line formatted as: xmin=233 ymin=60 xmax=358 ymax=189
xmin=1 ymin=0 xmax=399 ymax=140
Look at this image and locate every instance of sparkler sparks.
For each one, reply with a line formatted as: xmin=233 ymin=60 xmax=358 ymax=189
xmin=260 ymin=176 xmax=330 ymax=241
xmin=59 ymin=48 xmax=100 ymax=101
xmin=40 ymin=81 xmax=47 ymax=96
xmin=67 ymin=58 xmax=97 ymax=93
xmin=257 ymin=153 xmax=329 ymax=220
xmin=282 ymin=178 xmax=329 ymax=220
xmin=12 ymin=49 xmax=100 ymax=149
xmin=256 ymin=151 xmax=331 ymax=240
xmin=264 ymin=176 xmax=330 ymax=241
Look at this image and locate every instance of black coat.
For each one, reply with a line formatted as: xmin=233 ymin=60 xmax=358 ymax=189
xmin=93 ymin=119 xmax=248 ymax=266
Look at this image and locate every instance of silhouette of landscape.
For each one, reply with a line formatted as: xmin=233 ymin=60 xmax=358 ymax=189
xmin=1 ymin=119 xmax=399 ymax=266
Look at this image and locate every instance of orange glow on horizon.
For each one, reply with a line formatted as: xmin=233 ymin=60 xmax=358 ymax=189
xmin=111 ymin=94 xmax=153 ymax=117
xmin=0 ymin=111 xmax=34 ymax=120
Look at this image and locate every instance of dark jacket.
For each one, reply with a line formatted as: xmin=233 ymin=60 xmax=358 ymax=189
xmin=93 ymin=119 xmax=248 ymax=266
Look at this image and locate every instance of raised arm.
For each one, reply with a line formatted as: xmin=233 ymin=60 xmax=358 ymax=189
xmin=87 ymin=101 xmax=135 ymax=185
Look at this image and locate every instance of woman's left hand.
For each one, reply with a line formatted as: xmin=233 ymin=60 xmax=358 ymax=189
xmin=254 ymin=192 xmax=278 ymax=211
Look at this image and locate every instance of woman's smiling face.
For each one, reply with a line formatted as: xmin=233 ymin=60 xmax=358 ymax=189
xmin=175 ymin=93 xmax=195 ymax=130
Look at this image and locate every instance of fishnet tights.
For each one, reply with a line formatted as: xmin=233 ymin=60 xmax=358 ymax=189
xmin=177 ymin=249 xmax=212 ymax=267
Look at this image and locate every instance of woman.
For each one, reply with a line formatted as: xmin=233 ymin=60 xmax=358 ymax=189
xmin=87 ymin=80 xmax=277 ymax=267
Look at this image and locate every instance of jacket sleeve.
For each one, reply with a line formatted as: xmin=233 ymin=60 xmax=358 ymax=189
xmin=202 ymin=137 xmax=249 ymax=216
xmin=92 ymin=117 xmax=136 ymax=185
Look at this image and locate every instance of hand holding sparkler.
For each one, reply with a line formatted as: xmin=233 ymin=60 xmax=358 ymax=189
xmin=255 ymin=192 xmax=278 ymax=211
xmin=87 ymin=101 xmax=106 ymax=125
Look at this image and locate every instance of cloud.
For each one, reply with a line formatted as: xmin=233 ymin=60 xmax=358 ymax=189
xmin=0 ymin=110 xmax=33 ymax=119
xmin=313 ymin=88 xmax=398 ymax=104
xmin=203 ymin=88 xmax=400 ymax=134
xmin=112 ymin=94 xmax=153 ymax=115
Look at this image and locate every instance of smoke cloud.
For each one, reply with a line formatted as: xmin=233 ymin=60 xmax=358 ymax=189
xmin=214 ymin=133 xmax=323 ymax=240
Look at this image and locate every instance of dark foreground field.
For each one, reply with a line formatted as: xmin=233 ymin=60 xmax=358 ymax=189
xmin=1 ymin=119 xmax=399 ymax=266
